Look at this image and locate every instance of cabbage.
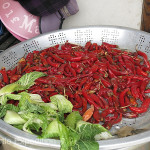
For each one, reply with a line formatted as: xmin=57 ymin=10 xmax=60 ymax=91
xmin=65 ymin=111 xmax=82 ymax=129
xmin=0 ymin=71 xmax=46 ymax=97
xmin=50 ymin=94 xmax=73 ymax=113
xmin=76 ymin=120 xmax=112 ymax=140
xmin=4 ymin=110 xmax=26 ymax=125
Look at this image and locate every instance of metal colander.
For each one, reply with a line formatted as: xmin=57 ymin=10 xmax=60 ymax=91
xmin=0 ymin=26 xmax=150 ymax=150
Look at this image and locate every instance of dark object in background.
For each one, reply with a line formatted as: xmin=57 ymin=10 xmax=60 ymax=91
xmin=0 ymin=21 xmax=4 ymax=36
xmin=141 ymin=0 xmax=150 ymax=32
xmin=0 ymin=27 xmax=20 ymax=51
xmin=40 ymin=0 xmax=79 ymax=33
xmin=17 ymin=0 xmax=70 ymax=16
xmin=17 ymin=0 xmax=79 ymax=34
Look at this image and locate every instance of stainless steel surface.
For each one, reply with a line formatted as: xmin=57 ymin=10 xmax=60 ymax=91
xmin=0 ymin=25 xmax=150 ymax=150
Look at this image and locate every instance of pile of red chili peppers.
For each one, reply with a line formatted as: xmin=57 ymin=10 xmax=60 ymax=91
xmin=0 ymin=41 xmax=150 ymax=130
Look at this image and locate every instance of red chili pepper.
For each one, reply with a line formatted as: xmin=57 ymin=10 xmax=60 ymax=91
xmin=144 ymin=89 xmax=150 ymax=93
xmin=105 ymin=112 xmax=122 ymax=130
xmin=129 ymin=98 xmax=150 ymax=114
xmin=82 ymin=90 xmax=100 ymax=110
xmin=26 ymin=53 xmax=34 ymax=65
xmin=29 ymin=66 xmax=49 ymax=71
xmin=97 ymin=94 xmax=109 ymax=109
xmin=89 ymin=93 xmax=104 ymax=109
xmin=68 ymin=56 xmax=82 ymax=62
xmin=100 ymin=107 xmax=115 ymax=121
xmin=83 ymin=81 xmax=93 ymax=90
xmin=100 ymin=77 xmax=111 ymax=88
xmin=49 ymin=52 xmax=66 ymax=63
xmin=119 ymin=88 xmax=129 ymax=107
xmin=0 ymin=67 xmax=9 ymax=84
xmin=111 ymin=78 xmax=118 ymax=95
xmin=108 ymin=69 xmax=117 ymax=78
xmin=97 ymin=88 xmax=113 ymax=97
xmin=88 ymin=64 xmax=99 ymax=74
xmin=102 ymin=42 xmax=118 ymax=48
xmin=107 ymin=96 xmax=114 ymax=107
xmin=129 ymin=97 xmax=138 ymax=107
xmin=57 ymin=64 xmax=67 ymax=74
xmin=81 ymin=97 xmax=87 ymax=114
xmin=40 ymin=55 xmax=48 ymax=67
xmin=67 ymin=64 xmax=77 ymax=76
xmin=137 ymin=50 xmax=150 ymax=69
xmin=105 ymin=54 xmax=114 ymax=64
xmin=136 ymin=66 xmax=148 ymax=77
xmin=85 ymin=41 xmax=92 ymax=51
xmin=130 ymin=85 xmax=139 ymax=99
xmin=31 ymin=87 xmax=55 ymax=94
xmin=78 ymin=77 xmax=88 ymax=90
xmin=47 ymin=57 xmax=60 ymax=68
xmin=140 ymin=79 xmax=149 ymax=97
xmin=71 ymin=62 xmax=82 ymax=68
xmin=109 ymin=67 xmax=128 ymax=76
xmin=120 ymin=75 xmax=148 ymax=81
xmin=93 ymin=108 xmax=101 ymax=122
xmin=10 ymin=74 xmax=21 ymax=83
xmin=73 ymin=93 xmax=82 ymax=109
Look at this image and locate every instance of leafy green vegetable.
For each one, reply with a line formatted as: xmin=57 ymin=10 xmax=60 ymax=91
xmin=72 ymin=140 xmax=99 ymax=150
xmin=23 ymin=114 xmax=48 ymax=134
xmin=0 ymin=71 xmax=46 ymax=96
xmin=15 ymin=71 xmax=46 ymax=90
xmin=13 ymin=124 xmax=24 ymax=130
xmin=41 ymin=119 xmax=60 ymax=139
xmin=4 ymin=110 xmax=26 ymax=125
xmin=68 ymin=128 xmax=80 ymax=147
xmin=76 ymin=120 xmax=112 ymax=140
xmin=19 ymin=100 xmax=45 ymax=114
xmin=50 ymin=94 xmax=73 ymax=113
xmin=0 ymin=94 xmax=21 ymax=105
xmin=42 ymin=119 xmax=78 ymax=150
xmin=0 ymin=104 xmax=19 ymax=118
xmin=65 ymin=111 xmax=82 ymax=129
xmin=0 ymin=83 xmax=21 ymax=96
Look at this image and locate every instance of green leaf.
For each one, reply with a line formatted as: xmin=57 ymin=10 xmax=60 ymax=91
xmin=0 ymin=72 xmax=46 ymax=96
xmin=23 ymin=114 xmax=48 ymax=134
xmin=76 ymin=120 xmax=112 ymax=140
xmin=0 ymin=94 xmax=21 ymax=105
xmin=15 ymin=71 xmax=46 ymax=90
xmin=0 ymin=83 xmax=22 ymax=96
xmin=39 ymin=103 xmax=58 ymax=116
xmin=72 ymin=140 xmax=99 ymax=150
xmin=68 ymin=128 xmax=80 ymax=147
xmin=4 ymin=110 xmax=26 ymax=125
xmin=50 ymin=94 xmax=73 ymax=113
xmin=58 ymin=121 xmax=71 ymax=150
xmin=0 ymin=95 xmax=8 ymax=105
xmin=65 ymin=111 xmax=82 ymax=129
xmin=41 ymin=119 xmax=80 ymax=150
xmin=0 ymin=104 xmax=19 ymax=118
xmin=13 ymin=124 xmax=24 ymax=130
xmin=19 ymin=99 xmax=44 ymax=114
xmin=41 ymin=119 xmax=60 ymax=139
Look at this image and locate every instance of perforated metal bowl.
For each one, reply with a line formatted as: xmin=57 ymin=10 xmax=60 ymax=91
xmin=0 ymin=26 xmax=150 ymax=150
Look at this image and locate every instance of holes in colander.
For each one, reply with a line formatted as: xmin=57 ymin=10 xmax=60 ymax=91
xmin=74 ymin=29 xmax=93 ymax=44
xmin=144 ymin=43 xmax=150 ymax=55
xmin=137 ymin=35 xmax=145 ymax=50
xmin=22 ymin=40 xmax=41 ymax=53
xmin=101 ymin=29 xmax=119 ymax=44
xmin=48 ymin=32 xmax=67 ymax=46
xmin=1 ymin=51 xmax=19 ymax=68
